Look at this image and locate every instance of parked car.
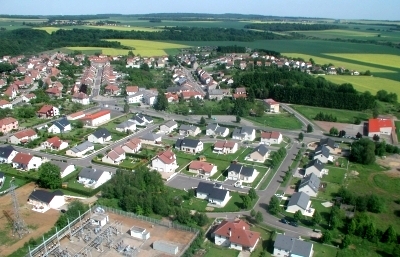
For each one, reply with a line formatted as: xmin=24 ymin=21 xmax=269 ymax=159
xmin=280 ymin=218 xmax=288 ymax=224
xmin=313 ymin=229 xmax=321 ymax=233
xmin=290 ymin=222 xmax=298 ymax=227
xmin=234 ymin=181 xmax=243 ymax=188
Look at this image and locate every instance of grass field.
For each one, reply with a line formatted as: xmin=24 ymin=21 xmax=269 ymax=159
xmin=34 ymin=27 xmax=68 ymax=33
xmin=66 ymin=46 xmax=130 ymax=55
xmin=291 ymin=105 xmax=371 ymax=124
xmin=325 ymin=53 xmax=400 ymax=69
xmin=105 ymin=39 xmax=191 ymax=56
xmin=245 ymin=113 xmax=303 ymax=130
xmin=84 ymin=25 xmax=162 ymax=32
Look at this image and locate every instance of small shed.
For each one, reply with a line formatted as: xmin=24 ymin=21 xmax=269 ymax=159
xmin=90 ymin=213 xmax=109 ymax=227
xmin=153 ymin=240 xmax=179 ymax=255
xmin=198 ymin=155 xmax=206 ymax=161
xmin=130 ymin=226 xmax=150 ymax=240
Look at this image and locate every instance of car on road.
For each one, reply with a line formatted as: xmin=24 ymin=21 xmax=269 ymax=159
xmin=290 ymin=222 xmax=298 ymax=227
xmin=280 ymin=218 xmax=288 ymax=224
xmin=313 ymin=229 xmax=321 ymax=233
xmin=234 ymin=181 xmax=243 ymax=188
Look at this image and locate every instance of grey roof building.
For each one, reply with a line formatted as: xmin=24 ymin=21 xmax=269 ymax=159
xmin=319 ymin=138 xmax=338 ymax=149
xmin=196 ymin=182 xmax=229 ymax=202
xmin=228 ymin=163 xmax=255 ymax=177
xmin=140 ymin=133 xmax=160 ymax=141
xmin=51 ymin=118 xmax=70 ymax=132
xmin=305 ymin=159 xmax=324 ymax=172
xmin=92 ymin=128 xmax=111 ymax=140
xmin=299 ymin=173 xmax=321 ymax=194
xmin=179 ymin=124 xmax=199 ymax=132
xmin=274 ymin=234 xmax=313 ymax=257
xmin=163 ymin=120 xmax=178 ymax=128
xmin=175 ymin=138 xmax=202 ymax=149
xmin=69 ymin=141 xmax=94 ymax=153
xmin=287 ymin=192 xmax=310 ymax=211
xmin=314 ymin=145 xmax=330 ymax=158
xmin=232 ymin=126 xmax=255 ymax=139
xmin=78 ymin=168 xmax=106 ymax=181
xmin=252 ymin=144 xmax=269 ymax=157
xmin=28 ymin=190 xmax=64 ymax=204
xmin=116 ymin=120 xmax=136 ymax=130
xmin=0 ymin=145 xmax=16 ymax=159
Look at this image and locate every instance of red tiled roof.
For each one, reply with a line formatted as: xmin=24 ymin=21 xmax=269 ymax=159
xmin=264 ymin=98 xmax=279 ymax=105
xmin=12 ymin=152 xmax=33 ymax=165
xmin=38 ymin=105 xmax=54 ymax=114
xmin=189 ymin=161 xmax=215 ymax=173
xmin=68 ymin=111 xmax=85 ymax=118
xmin=261 ymin=131 xmax=281 ymax=139
xmin=72 ymin=92 xmax=89 ymax=99
xmin=46 ymin=136 xmax=63 ymax=148
xmin=13 ymin=129 xmax=37 ymax=139
xmin=105 ymin=85 xmax=119 ymax=91
xmin=368 ymin=118 xmax=393 ymax=133
xmin=214 ymin=140 xmax=236 ymax=149
xmin=233 ymin=93 xmax=247 ymax=99
xmin=157 ymin=150 xmax=176 ymax=164
xmin=81 ymin=110 xmax=110 ymax=121
xmin=0 ymin=99 xmax=11 ymax=106
xmin=46 ymin=87 xmax=61 ymax=95
xmin=126 ymin=86 xmax=139 ymax=93
xmin=213 ymin=220 xmax=260 ymax=248
xmin=181 ymin=91 xmax=203 ymax=99
xmin=113 ymin=146 xmax=125 ymax=155
xmin=24 ymin=93 xmax=36 ymax=99
xmin=0 ymin=117 xmax=18 ymax=127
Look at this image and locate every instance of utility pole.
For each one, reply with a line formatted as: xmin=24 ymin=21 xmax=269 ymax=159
xmin=9 ymin=178 xmax=29 ymax=238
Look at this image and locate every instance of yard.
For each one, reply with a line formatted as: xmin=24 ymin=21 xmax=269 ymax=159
xmin=203 ymin=242 xmax=239 ymax=257
xmin=245 ymin=112 xmax=303 ymax=130
xmin=313 ymin=243 xmax=338 ymax=257
xmin=0 ymin=176 xmax=28 ymax=194
xmin=322 ymin=167 xmax=347 ymax=184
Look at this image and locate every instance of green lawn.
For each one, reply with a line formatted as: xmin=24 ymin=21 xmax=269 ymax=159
xmin=245 ymin=112 xmax=303 ymax=130
xmin=203 ymin=242 xmax=239 ymax=257
xmin=0 ymin=164 xmax=39 ymax=180
xmin=292 ymin=105 xmax=371 ymax=124
xmin=0 ymin=176 xmax=28 ymax=193
xmin=323 ymin=167 xmax=347 ymax=184
xmin=313 ymin=243 xmax=338 ymax=257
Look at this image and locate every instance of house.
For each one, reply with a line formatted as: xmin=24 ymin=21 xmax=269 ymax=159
xmin=232 ymin=127 xmax=256 ymax=141
xmin=37 ymin=105 xmax=59 ymax=118
xmin=22 ymin=93 xmax=36 ymax=103
xmin=12 ymin=152 xmax=42 ymax=170
xmin=9 ymin=129 xmax=38 ymax=144
xmin=159 ymin=120 xmax=178 ymax=134
xmin=0 ymin=145 xmax=18 ymax=164
xmin=286 ymin=192 xmax=311 ymax=215
xmin=142 ymin=90 xmax=158 ymax=105
xmin=368 ymin=118 xmax=394 ymax=137
xmin=233 ymin=87 xmax=247 ymax=99
xmin=207 ymin=89 xmax=231 ymax=100
xmin=298 ymin=173 xmax=321 ymax=197
xmin=66 ymin=141 xmax=94 ymax=157
xmin=126 ymin=86 xmax=139 ymax=96
xmin=122 ymin=138 xmax=141 ymax=153
xmin=181 ymin=91 xmax=204 ymax=100
xmin=67 ymin=111 xmax=85 ymax=120
xmin=130 ymin=113 xmax=153 ymax=126
xmin=46 ymin=87 xmax=62 ymax=98
xmin=81 ymin=110 xmax=111 ymax=126
xmin=0 ymin=117 xmax=18 ymax=134
xmin=189 ymin=161 xmax=217 ymax=177
xmin=273 ymin=234 xmax=314 ymax=257
xmin=140 ymin=133 xmax=162 ymax=145
xmin=50 ymin=161 xmax=76 ymax=178
xmin=41 ymin=136 xmax=69 ymax=151
xmin=72 ymin=92 xmax=90 ymax=105
xmin=28 ymin=190 xmax=65 ymax=213
xmin=305 ymin=159 xmax=325 ymax=178
xmin=104 ymin=84 xmax=121 ymax=95
xmin=227 ymin=163 xmax=258 ymax=182
xmin=213 ymin=140 xmax=238 ymax=154
xmin=0 ymin=99 xmax=12 ymax=109
xmin=126 ymin=92 xmax=144 ymax=104
xmin=102 ymin=146 xmax=126 ymax=165
xmin=196 ymin=182 xmax=230 ymax=206
xmin=260 ymin=131 xmax=283 ymax=145
xmin=47 ymin=118 xmax=71 ymax=134
xmin=151 ymin=150 xmax=178 ymax=173
xmin=175 ymin=138 xmax=204 ymax=154
xmin=206 ymin=124 xmax=229 ymax=138
xmin=319 ymin=138 xmax=339 ymax=154
xmin=115 ymin=120 xmax=136 ymax=133
xmin=313 ymin=145 xmax=333 ymax=163
xmin=248 ymin=145 xmax=270 ymax=162
xmin=179 ymin=124 xmax=201 ymax=137
xmin=88 ymin=128 xmax=112 ymax=144
xmin=78 ymin=168 xmax=112 ymax=189
xmin=212 ymin=219 xmax=260 ymax=252
xmin=263 ymin=98 xmax=280 ymax=113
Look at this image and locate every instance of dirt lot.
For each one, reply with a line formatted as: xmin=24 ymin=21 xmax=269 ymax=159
xmin=315 ymin=121 xmax=364 ymax=136
xmin=376 ymin=154 xmax=400 ymax=178
xmin=0 ymin=182 xmax=60 ymax=256
xmin=54 ymin=211 xmax=196 ymax=257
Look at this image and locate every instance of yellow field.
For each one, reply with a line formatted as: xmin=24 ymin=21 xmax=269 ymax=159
xmin=325 ymin=54 xmax=400 ymax=69
xmin=66 ymin=47 xmax=130 ymax=55
xmin=83 ymin=25 xmax=162 ymax=32
xmin=298 ymin=29 xmax=379 ymax=37
xmin=322 ymin=75 xmax=400 ymax=95
xmin=283 ymin=53 xmax=394 ymax=74
xmin=105 ymin=39 xmax=191 ymax=56
xmin=34 ymin=27 xmax=66 ymax=33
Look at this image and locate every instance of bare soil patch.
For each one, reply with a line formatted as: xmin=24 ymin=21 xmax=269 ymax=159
xmin=0 ymin=182 xmax=60 ymax=256
xmin=314 ymin=121 xmax=363 ymax=135
xmin=376 ymin=154 xmax=400 ymax=177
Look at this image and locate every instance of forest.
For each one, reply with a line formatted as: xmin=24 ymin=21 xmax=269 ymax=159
xmin=234 ymin=69 xmax=376 ymax=111
xmin=244 ymin=23 xmax=342 ymax=31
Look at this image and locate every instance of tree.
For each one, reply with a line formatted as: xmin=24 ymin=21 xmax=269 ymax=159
xmin=75 ymin=120 xmax=84 ymax=128
xmin=367 ymin=194 xmax=383 ymax=213
xmin=294 ymin=210 xmax=302 ymax=222
xmin=365 ymin=222 xmax=377 ymax=241
xmin=255 ymin=211 xmax=263 ymax=223
xmin=268 ymin=196 xmax=281 ymax=215
xmin=250 ymin=209 xmax=256 ymax=217
xmin=350 ymin=138 xmax=376 ymax=165
xmin=207 ymin=113 xmax=211 ymax=119
xmin=199 ymin=116 xmax=206 ymax=125
xmin=341 ymin=235 xmax=351 ymax=249
xmin=298 ymin=132 xmax=304 ymax=141
xmin=37 ymin=163 xmax=62 ymax=189
xmin=236 ymin=115 xmax=241 ymax=123
xmin=392 ymin=244 xmax=400 ymax=257
xmin=312 ymin=210 xmax=322 ymax=225
xmin=382 ymin=225 xmax=397 ymax=243
xmin=241 ymin=195 xmax=251 ymax=209
xmin=140 ymin=63 xmax=150 ymax=71
xmin=372 ymin=134 xmax=380 ymax=142
xmin=329 ymin=127 xmax=339 ymax=136
xmin=356 ymin=132 xmax=363 ymax=139
xmin=338 ymin=130 xmax=346 ymax=138
xmin=321 ymin=230 xmax=332 ymax=243
xmin=354 ymin=117 xmax=361 ymax=125
xmin=307 ymin=124 xmax=313 ymax=133
xmin=248 ymin=188 xmax=257 ymax=201
xmin=348 ymin=219 xmax=357 ymax=235
xmin=123 ymin=103 xmax=130 ymax=113
xmin=372 ymin=106 xmax=379 ymax=118
xmin=153 ymin=91 xmax=168 ymax=111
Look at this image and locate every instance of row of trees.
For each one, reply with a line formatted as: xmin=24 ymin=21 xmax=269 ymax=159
xmin=314 ymin=112 xmax=337 ymax=122
xmin=269 ymin=147 xmax=287 ymax=168
xmin=337 ymin=187 xmax=384 ymax=213
xmin=244 ymin=23 xmax=342 ymax=31
xmin=350 ymin=138 xmax=400 ymax=164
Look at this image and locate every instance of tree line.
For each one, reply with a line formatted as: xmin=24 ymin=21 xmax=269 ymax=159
xmin=244 ymin=23 xmax=342 ymax=31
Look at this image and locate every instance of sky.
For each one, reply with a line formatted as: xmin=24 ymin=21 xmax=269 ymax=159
xmin=1 ymin=0 xmax=399 ymax=20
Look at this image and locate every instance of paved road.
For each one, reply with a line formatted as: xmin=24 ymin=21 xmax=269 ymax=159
xmin=180 ymin=66 xmax=205 ymax=94
xmin=91 ymin=67 xmax=103 ymax=99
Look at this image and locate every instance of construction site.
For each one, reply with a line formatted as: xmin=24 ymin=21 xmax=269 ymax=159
xmin=27 ymin=206 xmax=199 ymax=257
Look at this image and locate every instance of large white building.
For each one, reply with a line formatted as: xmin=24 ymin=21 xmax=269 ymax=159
xmin=81 ymin=110 xmax=111 ymax=126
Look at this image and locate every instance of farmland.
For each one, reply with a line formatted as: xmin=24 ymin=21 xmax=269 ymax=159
xmin=65 ymin=46 xmax=130 ymax=55
xmin=325 ymin=53 xmax=400 ymax=69
xmin=105 ymin=39 xmax=191 ymax=56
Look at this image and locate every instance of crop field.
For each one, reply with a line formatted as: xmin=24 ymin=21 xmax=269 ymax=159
xmin=105 ymin=39 xmax=191 ymax=56
xmin=65 ymin=47 xmax=130 ymax=55
xmin=323 ymin=75 xmax=400 ymax=96
xmin=83 ymin=25 xmax=163 ymax=32
xmin=34 ymin=26 xmax=66 ymax=33
xmin=325 ymin=53 xmax=400 ymax=69
xmin=297 ymin=29 xmax=400 ymax=41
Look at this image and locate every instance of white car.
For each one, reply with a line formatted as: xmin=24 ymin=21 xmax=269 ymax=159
xmin=234 ymin=181 xmax=243 ymax=188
